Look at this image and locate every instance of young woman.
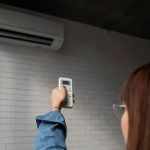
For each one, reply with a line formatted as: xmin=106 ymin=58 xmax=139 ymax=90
xmin=119 ymin=62 xmax=150 ymax=150
xmin=35 ymin=62 xmax=150 ymax=150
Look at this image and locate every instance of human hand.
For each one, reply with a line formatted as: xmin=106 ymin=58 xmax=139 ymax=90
xmin=50 ymin=86 xmax=67 ymax=111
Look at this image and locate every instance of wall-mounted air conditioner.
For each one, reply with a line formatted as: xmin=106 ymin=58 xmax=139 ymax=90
xmin=0 ymin=7 xmax=64 ymax=50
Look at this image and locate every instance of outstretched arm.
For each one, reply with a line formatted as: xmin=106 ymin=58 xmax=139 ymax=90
xmin=34 ymin=86 xmax=67 ymax=150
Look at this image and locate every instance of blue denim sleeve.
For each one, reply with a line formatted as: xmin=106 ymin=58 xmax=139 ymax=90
xmin=34 ymin=111 xmax=67 ymax=150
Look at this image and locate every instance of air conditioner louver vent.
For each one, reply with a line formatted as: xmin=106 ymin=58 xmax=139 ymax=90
xmin=0 ymin=7 xmax=64 ymax=50
xmin=0 ymin=29 xmax=54 ymax=46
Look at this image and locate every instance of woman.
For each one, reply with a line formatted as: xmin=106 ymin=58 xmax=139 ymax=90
xmin=120 ymin=62 xmax=150 ymax=150
xmin=35 ymin=62 xmax=150 ymax=150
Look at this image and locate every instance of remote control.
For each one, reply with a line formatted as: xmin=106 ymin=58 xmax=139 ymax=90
xmin=58 ymin=77 xmax=73 ymax=108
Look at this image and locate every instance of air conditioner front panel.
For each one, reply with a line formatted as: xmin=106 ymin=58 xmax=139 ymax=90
xmin=0 ymin=8 xmax=64 ymax=37
xmin=0 ymin=7 xmax=64 ymax=50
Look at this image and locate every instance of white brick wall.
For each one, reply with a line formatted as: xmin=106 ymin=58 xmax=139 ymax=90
xmin=0 ymin=13 xmax=150 ymax=150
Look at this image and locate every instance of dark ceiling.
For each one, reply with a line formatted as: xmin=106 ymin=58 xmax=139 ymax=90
xmin=0 ymin=0 xmax=150 ymax=40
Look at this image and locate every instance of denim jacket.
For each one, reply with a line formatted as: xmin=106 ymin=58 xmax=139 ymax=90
xmin=34 ymin=111 xmax=67 ymax=150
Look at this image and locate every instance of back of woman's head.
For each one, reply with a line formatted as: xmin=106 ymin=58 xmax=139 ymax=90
xmin=120 ymin=62 xmax=150 ymax=150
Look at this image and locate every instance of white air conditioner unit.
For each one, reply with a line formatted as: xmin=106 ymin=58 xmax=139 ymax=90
xmin=0 ymin=7 xmax=64 ymax=50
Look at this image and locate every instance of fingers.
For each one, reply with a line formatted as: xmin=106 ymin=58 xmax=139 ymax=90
xmin=73 ymin=93 xmax=75 ymax=104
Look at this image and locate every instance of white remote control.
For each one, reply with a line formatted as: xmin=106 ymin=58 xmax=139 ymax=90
xmin=58 ymin=77 xmax=73 ymax=108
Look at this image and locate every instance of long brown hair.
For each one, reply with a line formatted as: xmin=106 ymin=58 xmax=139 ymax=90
xmin=120 ymin=63 xmax=150 ymax=150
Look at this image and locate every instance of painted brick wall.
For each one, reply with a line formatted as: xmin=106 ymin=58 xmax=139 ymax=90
xmin=0 ymin=13 xmax=150 ymax=150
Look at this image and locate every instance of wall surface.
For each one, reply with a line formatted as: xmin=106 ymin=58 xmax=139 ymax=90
xmin=0 ymin=11 xmax=150 ymax=150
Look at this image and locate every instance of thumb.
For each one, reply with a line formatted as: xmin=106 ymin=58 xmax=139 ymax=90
xmin=59 ymin=86 xmax=66 ymax=92
xmin=60 ymin=86 xmax=67 ymax=100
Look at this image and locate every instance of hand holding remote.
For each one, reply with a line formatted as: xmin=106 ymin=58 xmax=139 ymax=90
xmin=50 ymin=86 xmax=67 ymax=111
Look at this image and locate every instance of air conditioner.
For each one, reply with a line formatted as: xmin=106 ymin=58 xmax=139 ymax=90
xmin=0 ymin=7 xmax=64 ymax=50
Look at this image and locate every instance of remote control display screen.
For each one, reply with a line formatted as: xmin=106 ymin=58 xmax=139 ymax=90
xmin=63 ymin=80 xmax=70 ymax=85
